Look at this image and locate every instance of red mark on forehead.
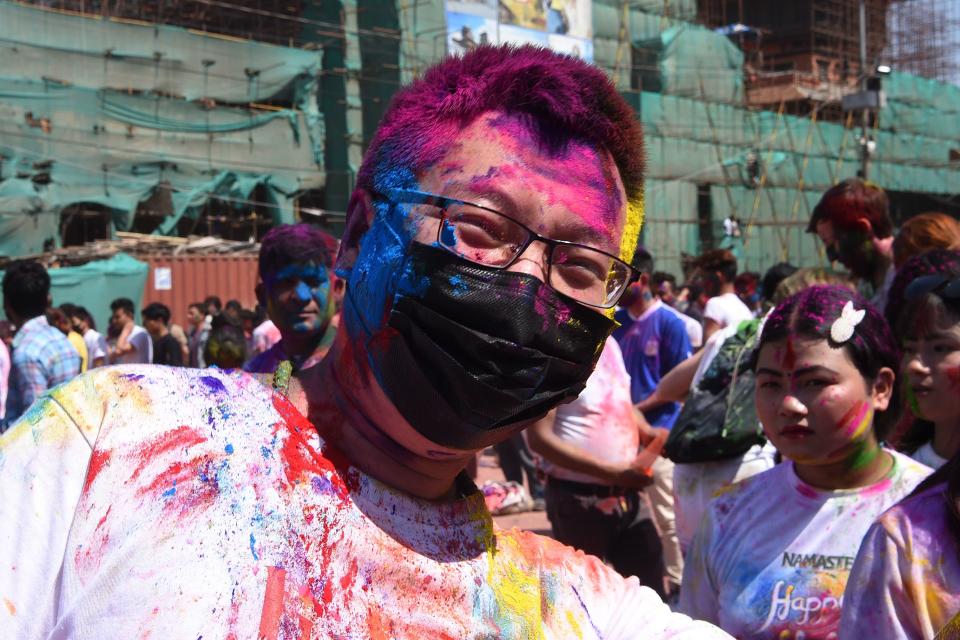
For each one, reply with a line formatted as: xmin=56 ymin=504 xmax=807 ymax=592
xmin=782 ymin=337 xmax=797 ymax=370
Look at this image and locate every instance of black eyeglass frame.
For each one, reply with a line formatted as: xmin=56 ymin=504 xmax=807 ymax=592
xmin=904 ymin=274 xmax=960 ymax=302
xmin=374 ymin=188 xmax=640 ymax=309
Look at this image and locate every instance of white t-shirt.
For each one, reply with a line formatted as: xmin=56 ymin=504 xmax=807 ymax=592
xmin=911 ymin=440 xmax=948 ymax=470
xmin=540 ymin=337 xmax=639 ymax=485
xmin=841 ymin=481 xmax=960 ymax=638
xmin=82 ymin=329 xmax=108 ymax=367
xmin=679 ymin=451 xmax=931 ymax=638
xmin=702 ymin=293 xmax=753 ymax=331
xmin=0 ymin=366 xmax=731 ymax=639
xmin=663 ymin=304 xmax=704 ymax=348
xmin=113 ymin=325 xmax=153 ymax=364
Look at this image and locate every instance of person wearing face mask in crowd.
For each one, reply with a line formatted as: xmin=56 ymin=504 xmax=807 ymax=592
xmin=652 ymin=271 xmax=703 ymax=349
xmin=243 ymin=224 xmax=343 ymax=374
xmin=693 ymin=249 xmax=753 ymax=342
xmin=808 ymin=178 xmax=896 ymax=310
xmin=0 ymin=46 xmax=730 ymax=639
xmin=679 ymin=285 xmax=931 ymax=638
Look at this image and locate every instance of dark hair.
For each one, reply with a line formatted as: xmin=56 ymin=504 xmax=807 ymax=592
xmin=761 ymin=262 xmax=799 ymax=301
xmin=71 ymin=305 xmax=95 ymax=331
xmin=695 ymin=249 xmax=738 ymax=283
xmin=633 ymin=247 xmax=654 ymax=277
xmin=141 ymin=302 xmax=171 ymax=325
xmin=354 ymin=44 xmax=645 ymax=268
xmin=808 ymin=178 xmax=893 ymax=239
xmin=258 ymin=223 xmax=338 ymax=279
xmin=651 ymin=271 xmax=677 ymax=289
xmin=225 ymin=299 xmax=242 ymax=312
xmin=110 ymin=297 xmax=135 ymax=317
xmin=59 ymin=302 xmax=79 ymax=317
xmin=204 ymin=296 xmax=222 ymax=313
xmin=2 ymin=260 xmax=50 ymax=319
xmin=204 ymin=316 xmax=247 ymax=369
xmin=734 ymin=271 xmax=760 ymax=296
xmin=886 ymin=249 xmax=960 ymax=331
xmin=45 ymin=307 xmax=69 ymax=333
xmin=188 ymin=302 xmax=205 ymax=314
xmin=758 ymin=284 xmax=901 ymax=439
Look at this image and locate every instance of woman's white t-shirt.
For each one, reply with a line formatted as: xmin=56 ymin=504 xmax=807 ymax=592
xmin=679 ymin=451 xmax=931 ymax=638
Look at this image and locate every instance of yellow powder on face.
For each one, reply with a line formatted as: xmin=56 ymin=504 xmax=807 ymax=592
xmin=619 ymin=196 xmax=645 ymax=267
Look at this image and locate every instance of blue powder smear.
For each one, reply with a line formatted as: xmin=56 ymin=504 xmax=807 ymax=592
xmin=199 ymin=375 xmax=226 ymax=394
xmin=249 ymin=532 xmax=259 ymax=561
xmin=224 ymin=443 xmax=234 ymax=455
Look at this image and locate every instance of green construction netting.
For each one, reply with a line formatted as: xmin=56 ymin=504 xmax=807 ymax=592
xmin=633 ymin=24 xmax=744 ymax=104
xmin=641 ymin=179 xmax=699 ymax=278
xmin=0 ymin=0 xmax=322 ymax=104
xmin=0 ymin=75 xmax=323 ymax=257
xmin=0 ymin=252 xmax=148 ymax=331
xmin=710 ymin=185 xmax=824 ymax=272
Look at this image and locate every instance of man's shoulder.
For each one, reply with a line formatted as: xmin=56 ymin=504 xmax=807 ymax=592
xmin=15 ymin=324 xmax=73 ymax=360
xmin=48 ymin=365 xmax=274 ymax=443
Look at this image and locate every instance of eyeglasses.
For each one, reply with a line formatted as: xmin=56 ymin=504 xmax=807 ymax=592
xmin=904 ymin=274 xmax=960 ymax=301
xmin=376 ymin=189 xmax=638 ymax=308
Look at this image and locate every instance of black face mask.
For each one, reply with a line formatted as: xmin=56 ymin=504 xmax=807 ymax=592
xmin=356 ymin=243 xmax=616 ymax=451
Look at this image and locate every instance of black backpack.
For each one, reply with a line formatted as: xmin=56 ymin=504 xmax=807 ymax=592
xmin=663 ymin=319 xmax=766 ymax=464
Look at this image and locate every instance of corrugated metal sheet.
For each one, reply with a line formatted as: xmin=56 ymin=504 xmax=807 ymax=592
xmin=140 ymin=255 xmax=259 ymax=328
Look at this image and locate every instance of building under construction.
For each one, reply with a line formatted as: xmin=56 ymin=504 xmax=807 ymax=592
xmin=1 ymin=0 xmax=958 ymax=279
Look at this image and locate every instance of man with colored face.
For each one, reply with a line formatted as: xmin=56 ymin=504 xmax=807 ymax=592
xmin=0 ymin=46 xmax=730 ymax=638
xmin=244 ymin=224 xmax=342 ymax=374
xmin=808 ymin=178 xmax=896 ymax=309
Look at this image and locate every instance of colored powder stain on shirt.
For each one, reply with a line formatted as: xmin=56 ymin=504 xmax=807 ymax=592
xmin=225 ymin=444 xmax=234 ymax=455
xmin=485 ymin=535 xmax=547 ymax=640
xmin=249 ymin=532 xmax=259 ymax=561
xmin=4 ymin=597 xmax=16 ymax=615
xmin=199 ymin=375 xmax=227 ymax=394
xmin=162 ymin=484 xmax=177 ymax=499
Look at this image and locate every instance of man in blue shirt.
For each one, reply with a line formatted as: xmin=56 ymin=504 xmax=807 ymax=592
xmin=613 ymin=248 xmax=692 ymax=600
xmin=2 ymin=261 xmax=81 ymax=426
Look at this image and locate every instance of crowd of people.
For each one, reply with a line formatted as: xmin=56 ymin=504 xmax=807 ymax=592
xmin=1 ymin=44 xmax=960 ymax=638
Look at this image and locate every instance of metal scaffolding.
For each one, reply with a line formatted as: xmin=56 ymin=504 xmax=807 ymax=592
xmin=884 ymin=0 xmax=960 ymax=84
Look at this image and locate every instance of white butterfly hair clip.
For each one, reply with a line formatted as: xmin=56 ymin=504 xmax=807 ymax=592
xmin=830 ymin=301 xmax=866 ymax=344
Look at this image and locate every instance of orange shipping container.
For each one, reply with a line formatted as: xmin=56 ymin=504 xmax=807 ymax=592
xmin=140 ymin=255 xmax=260 ymax=328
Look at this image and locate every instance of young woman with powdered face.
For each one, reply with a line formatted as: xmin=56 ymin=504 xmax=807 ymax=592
xmin=840 ymin=265 xmax=960 ymax=638
xmin=679 ymin=284 xmax=931 ymax=639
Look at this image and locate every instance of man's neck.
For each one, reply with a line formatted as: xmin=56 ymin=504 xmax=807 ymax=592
xmin=280 ymin=322 xmax=337 ymax=365
xmin=155 ymin=327 xmax=169 ymax=339
xmin=718 ymin=282 xmax=735 ymax=296
xmin=628 ymin=289 xmax=656 ymax=318
xmin=298 ymin=331 xmax=474 ymax=501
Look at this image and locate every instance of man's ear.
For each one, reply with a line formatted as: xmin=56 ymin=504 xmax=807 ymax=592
xmin=336 ymin=189 xmax=375 ymax=277
xmin=854 ymin=217 xmax=874 ymax=236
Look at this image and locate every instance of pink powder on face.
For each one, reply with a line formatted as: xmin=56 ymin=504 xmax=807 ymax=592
xmin=470 ymin=115 xmax=624 ymax=240
xmin=838 ymin=400 xmax=872 ymax=440
xmin=946 ymin=366 xmax=960 ymax=391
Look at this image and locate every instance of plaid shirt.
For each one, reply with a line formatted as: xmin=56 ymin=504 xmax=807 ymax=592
xmin=5 ymin=315 xmax=81 ymax=424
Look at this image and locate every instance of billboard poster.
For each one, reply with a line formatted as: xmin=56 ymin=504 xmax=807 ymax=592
xmin=446 ymin=0 xmax=592 ymax=62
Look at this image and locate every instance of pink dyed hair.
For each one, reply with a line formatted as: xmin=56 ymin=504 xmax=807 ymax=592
xmin=355 ymin=45 xmax=644 ymax=249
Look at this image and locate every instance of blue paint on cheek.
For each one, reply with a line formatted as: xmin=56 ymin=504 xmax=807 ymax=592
xmin=294 ymin=281 xmax=313 ymax=302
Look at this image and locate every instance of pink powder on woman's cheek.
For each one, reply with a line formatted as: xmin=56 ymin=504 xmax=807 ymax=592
xmin=836 ymin=400 xmax=872 ymax=440
xmin=946 ymin=366 xmax=960 ymax=391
